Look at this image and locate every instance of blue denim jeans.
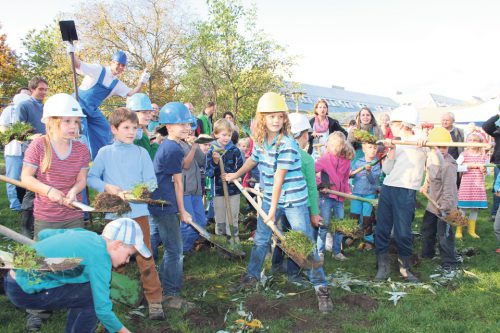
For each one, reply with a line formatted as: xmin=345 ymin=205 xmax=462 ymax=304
xmin=375 ymin=185 xmax=416 ymax=257
xmin=4 ymin=273 xmax=97 ymax=333
xmin=5 ymin=155 xmax=23 ymax=210
xmin=149 ymin=216 xmax=161 ymax=261
xmin=152 ymin=213 xmax=183 ymax=296
xmin=271 ymin=215 xmax=300 ymax=278
xmin=181 ymin=194 xmax=206 ymax=252
xmin=247 ymin=202 xmax=327 ymax=287
xmin=318 ymin=196 xmax=345 ymax=255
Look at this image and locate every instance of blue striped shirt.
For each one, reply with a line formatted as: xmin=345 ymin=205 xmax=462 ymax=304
xmin=251 ymin=134 xmax=308 ymax=207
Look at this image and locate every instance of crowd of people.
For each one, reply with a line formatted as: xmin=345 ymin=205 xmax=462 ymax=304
xmin=0 ymin=49 xmax=499 ymax=332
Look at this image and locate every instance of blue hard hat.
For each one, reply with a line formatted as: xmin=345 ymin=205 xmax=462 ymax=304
xmin=159 ymin=102 xmax=192 ymax=125
xmin=126 ymin=93 xmax=153 ymax=112
xmin=112 ymin=50 xmax=127 ymax=65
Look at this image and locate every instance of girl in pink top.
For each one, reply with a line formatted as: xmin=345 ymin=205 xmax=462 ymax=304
xmin=315 ymin=132 xmax=355 ymax=261
xmin=21 ymin=94 xmax=90 ymax=240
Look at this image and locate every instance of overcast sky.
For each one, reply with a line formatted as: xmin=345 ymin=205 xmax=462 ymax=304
xmin=2 ymin=0 xmax=500 ymax=100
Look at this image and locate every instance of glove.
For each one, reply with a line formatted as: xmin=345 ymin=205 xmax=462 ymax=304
xmin=66 ymin=42 xmax=75 ymax=54
xmin=139 ymin=70 xmax=150 ymax=84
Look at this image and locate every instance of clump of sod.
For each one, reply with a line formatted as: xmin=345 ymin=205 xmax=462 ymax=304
xmin=130 ymin=183 xmax=151 ymax=200
xmin=12 ymin=244 xmax=42 ymax=271
xmin=93 ymin=193 xmax=131 ymax=215
xmin=0 ymin=122 xmax=34 ymax=145
xmin=329 ymin=219 xmax=361 ymax=238
xmin=352 ymin=129 xmax=377 ymax=144
xmin=209 ymin=235 xmax=245 ymax=257
xmin=444 ymin=210 xmax=468 ymax=227
xmin=281 ymin=230 xmax=315 ymax=258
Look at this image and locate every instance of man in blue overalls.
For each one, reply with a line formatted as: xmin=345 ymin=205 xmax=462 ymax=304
xmin=68 ymin=47 xmax=150 ymax=158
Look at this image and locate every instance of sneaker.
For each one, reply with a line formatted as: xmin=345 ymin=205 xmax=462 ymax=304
xmin=333 ymin=253 xmax=348 ymax=261
xmin=26 ymin=313 xmax=42 ymax=331
xmin=315 ymin=286 xmax=333 ymax=313
xmin=149 ymin=303 xmax=165 ymax=320
xmin=162 ymin=296 xmax=194 ymax=310
xmin=229 ymin=274 xmax=258 ymax=293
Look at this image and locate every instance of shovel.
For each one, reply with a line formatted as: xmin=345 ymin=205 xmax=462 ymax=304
xmin=320 ymin=188 xmax=379 ymax=207
xmin=0 ymin=224 xmax=82 ymax=271
xmin=185 ymin=217 xmax=245 ymax=258
xmin=350 ymin=153 xmax=387 ymax=177
xmin=232 ymin=179 xmax=322 ymax=269
xmin=421 ymin=192 xmax=468 ymax=227
xmin=219 ymin=158 xmax=237 ymax=240
xmin=377 ymin=139 xmax=491 ymax=149
xmin=0 ymin=175 xmax=95 ymax=212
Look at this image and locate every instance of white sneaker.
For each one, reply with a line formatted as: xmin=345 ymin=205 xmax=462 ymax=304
xmin=325 ymin=232 xmax=333 ymax=252
xmin=333 ymin=253 xmax=348 ymax=261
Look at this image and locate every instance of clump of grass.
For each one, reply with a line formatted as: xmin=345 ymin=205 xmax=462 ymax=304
xmin=0 ymin=122 xmax=34 ymax=145
xmin=282 ymin=230 xmax=315 ymax=258
xmin=444 ymin=210 xmax=468 ymax=227
xmin=12 ymin=244 xmax=42 ymax=271
xmin=130 ymin=183 xmax=151 ymax=200
xmin=93 ymin=193 xmax=131 ymax=215
xmin=210 ymin=235 xmax=244 ymax=253
xmin=329 ymin=219 xmax=361 ymax=238
xmin=352 ymin=129 xmax=377 ymax=144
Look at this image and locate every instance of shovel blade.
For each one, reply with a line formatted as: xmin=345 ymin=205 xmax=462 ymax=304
xmin=71 ymin=201 xmax=95 ymax=212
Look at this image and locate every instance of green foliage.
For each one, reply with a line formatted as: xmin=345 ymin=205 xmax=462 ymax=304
xmin=12 ymin=244 xmax=41 ymax=271
xmin=177 ymin=0 xmax=294 ymax=124
xmin=130 ymin=182 xmax=151 ymax=199
xmin=352 ymin=129 xmax=377 ymax=144
xmin=0 ymin=122 xmax=34 ymax=145
xmin=329 ymin=218 xmax=361 ymax=238
xmin=282 ymin=230 xmax=315 ymax=258
xmin=0 ymin=24 xmax=24 ymax=97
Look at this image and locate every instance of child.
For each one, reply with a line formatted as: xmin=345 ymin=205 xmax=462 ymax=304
xmin=5 ymin=218 xmax=147 ymax=333
xmin=456 ymin=132 xmax=488 ymax=239
xmin=420 ymin=128 xmax=458 ymax=270
xmin=87 ymin=107 xmax=164 ymax=320
xmin=126 ymin=93 xmax=159 ymax=159
xmin=271 ymin=112 xmax=322 ymax=281
xmin=225 ymin=92 xmax=333 ymax=313
xmin=149 ymin=102 xmax=193 ymax=310
xmin=206 ymin=119 xmax=244 ymax=243
xmin=21 ymin=93 xmax=90 ymax=240
xmin=237 ymin=137 xmax=250 ymax=164
xmin=375 ymin=106 xmax=427 ymax=282
xmin=316 ymin=132 xmax=354 ymax=261
xmin=350 ymin=142 xmax=381 ymax=251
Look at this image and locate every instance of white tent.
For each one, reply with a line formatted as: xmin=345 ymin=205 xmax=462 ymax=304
xmin=453 ymin=98 xmax=500 ymax=124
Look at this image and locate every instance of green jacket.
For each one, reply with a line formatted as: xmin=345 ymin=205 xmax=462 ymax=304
xmin=134 ymin=132 xmax=159 ymax=160
xmin=299 ymin=148 xmax=319 ymax=215
xmin=199 ymin=113 xmax=212 ymax=134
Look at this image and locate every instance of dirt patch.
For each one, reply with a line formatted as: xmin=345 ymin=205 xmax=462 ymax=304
xmin=339 ymin=294 xmax=378 ymax=311
xmin=184 ymin=301 xmax=227 ymax=331
xmin=245 ymin=294 xmax=290 ymax=320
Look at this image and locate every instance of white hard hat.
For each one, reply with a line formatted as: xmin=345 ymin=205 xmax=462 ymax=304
xmin=390 ymin=105 xmax=419 ymax=126
xmin=13 ymin=93 xmax=31 ymax=106
xmin=288 ymin=112 xmax=312 ymax=138
xmin=42 ymin=93 xmax=86 ymax=123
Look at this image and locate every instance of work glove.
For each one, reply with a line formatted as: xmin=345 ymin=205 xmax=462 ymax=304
xmin=66 ymin=42 xmax=75 ymax=54
xmin=139 ymin=70 xmax=150 ymax=84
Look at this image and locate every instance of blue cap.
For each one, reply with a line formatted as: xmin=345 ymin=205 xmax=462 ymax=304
xmin=112 ymin=50 xmax=127 ymax=65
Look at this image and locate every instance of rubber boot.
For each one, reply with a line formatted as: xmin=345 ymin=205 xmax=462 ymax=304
xmin=455 ymin=226 xmax=463 ymax=239
xmin=398 ymin=256 xmax=420 ymax=283
xmin=467 ymin=220 xmax=480 ymax=239
xmin=374 ymin=253 xmax=390 ymax=281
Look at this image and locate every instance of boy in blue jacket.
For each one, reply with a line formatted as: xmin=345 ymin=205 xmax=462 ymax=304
xmin=206 ymin=119 xmax=244 ymax=244
xmin=149 ymin=102 xmax=193 ymax=310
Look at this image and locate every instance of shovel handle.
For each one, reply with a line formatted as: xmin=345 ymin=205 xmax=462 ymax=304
xmin=378 ymin=139 xmax=490 ymax=149
xmin=350 ymin=154 xmax=387 ymax=177
xmin=232 ymin=179 xmax=284 ymax=241
xmin=0 ymin=224 xmax=35 ymax=245
xmin=322 ymin=188 xmax=378 ymax=207
xmin=421 ymin=191 xmax=446 ymax=216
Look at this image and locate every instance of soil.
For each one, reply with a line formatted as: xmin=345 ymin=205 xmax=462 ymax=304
xmin=93 ymin=193 xmax=131 ymax=215
xmin=340 ymin=294 xmax=378 ymax=311
xmin=183 ymin=301 xmax=228 ymax=331
xmin=245 ymin=294 xmax=290 ymax=320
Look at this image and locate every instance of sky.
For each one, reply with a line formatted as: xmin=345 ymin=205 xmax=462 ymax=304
xmin=2 ymin=0 xmax=500 ymax=101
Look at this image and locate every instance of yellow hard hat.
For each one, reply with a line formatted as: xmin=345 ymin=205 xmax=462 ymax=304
xmin=428 ymin=127 xmax=452 ymax=143
xmin=256 ymin=92 xmax=288 ymax=113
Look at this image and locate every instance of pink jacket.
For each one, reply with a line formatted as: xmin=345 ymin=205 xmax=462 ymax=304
xmin=315 ymin=152 xmax=351 ymax=201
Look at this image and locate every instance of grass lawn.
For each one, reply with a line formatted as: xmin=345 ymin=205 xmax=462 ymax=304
xmin=0 ymin=154 xmax=498 ymax=332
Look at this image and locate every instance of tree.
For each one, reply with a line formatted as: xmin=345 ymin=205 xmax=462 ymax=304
xmin=74 ymin=0 xmax=187 ymax=103
xmin=177 ymin=0 xmax=295 ymax=123
xmin=0 ymin=24 xmax=24 ymax=99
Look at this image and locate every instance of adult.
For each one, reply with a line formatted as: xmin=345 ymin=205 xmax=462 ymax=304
xmin=68 ymin=46 xmax=150 ymax=158
xmin=482 ymin=111 xmax=500 ymax=220
xmin=441 ymin=112 xmax=464 ymax=160
xmin=378 ymin=113 xmax=394 ymax=139
xmin=347 ymin=107 xmax=383 ymax=161
xmin=199 ymin=101 xmax=215 ymax=134
xmin=223 ymin=111 xmax=239 ymax=144
xmin=307 ymin=99 xmax=347 ymax=158
xmin=0 ymin=92 xmax=31 ymax=211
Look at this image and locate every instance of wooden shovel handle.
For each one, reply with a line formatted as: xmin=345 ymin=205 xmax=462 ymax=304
xmin=422 ymin=192 xmax=441 ymax=210
xmin=232 ymin=179 xmax=284 ymax=241
xmin=322 ymin=189 xmax=378 ymax=206
xmin=379 ymin=139 xmax=490 ymax=148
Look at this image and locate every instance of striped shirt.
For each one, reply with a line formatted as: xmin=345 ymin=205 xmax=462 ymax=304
xmin=24 ymin=137 xmax=91 ymax=222
xmin=251 ymin=134 xmax=308 ymax=207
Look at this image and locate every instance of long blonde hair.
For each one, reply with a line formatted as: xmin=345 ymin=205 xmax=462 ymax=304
xmin=326 ymin=131 xmax=355 ymax=159
xmin=41 ymin=117 xmax=80 ymax=173
xmin=253 ymin=112 xmax=291 ymax=148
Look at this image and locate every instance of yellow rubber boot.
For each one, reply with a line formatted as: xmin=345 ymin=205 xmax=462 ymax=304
xmin=455 ymin=226 xmax=463 ymax=239
xmin=467 ymin=220 xmax=480 ymax=239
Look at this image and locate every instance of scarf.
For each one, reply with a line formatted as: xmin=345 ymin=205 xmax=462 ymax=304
xmin=314 ymin=116 xmax=329 ymax=133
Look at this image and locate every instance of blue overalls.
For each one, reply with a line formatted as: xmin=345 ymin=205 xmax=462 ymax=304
xmin=78 ymin=66 xmax=119 ymax=159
